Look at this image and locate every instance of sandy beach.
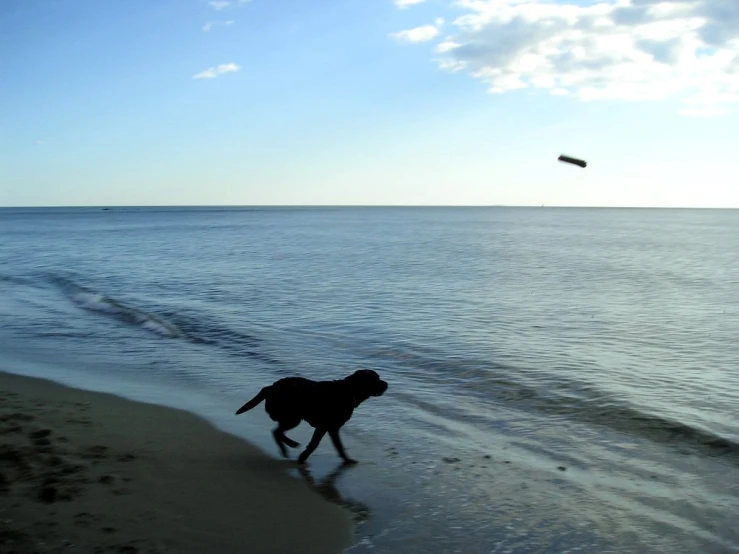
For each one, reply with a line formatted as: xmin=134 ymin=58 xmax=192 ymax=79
xmin=0 ymin=371 xmax=353 ymax=554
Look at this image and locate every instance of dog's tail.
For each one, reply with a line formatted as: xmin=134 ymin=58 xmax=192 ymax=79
xmin=235 ymin=386 xmax=270 ymax=415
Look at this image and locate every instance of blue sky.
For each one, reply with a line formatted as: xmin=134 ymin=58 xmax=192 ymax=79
xmin=2 ymin=0 xmax=738 ymax=207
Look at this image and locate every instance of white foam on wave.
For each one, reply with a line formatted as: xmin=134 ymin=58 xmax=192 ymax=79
xmin=73 ymin=291 xmax=118 ymax=313
xmin=140 ymin=318 xmax=181 ymax=338
xmin=68 ymin=288 xmax=182 ymax=338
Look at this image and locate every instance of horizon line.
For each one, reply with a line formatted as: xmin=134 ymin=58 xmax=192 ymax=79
xmin=1 ymin=204 xmax=738 ymax=210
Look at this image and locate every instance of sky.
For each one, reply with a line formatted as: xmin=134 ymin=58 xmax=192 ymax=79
xmin=1 ymin=0 xmax=738 ymax=208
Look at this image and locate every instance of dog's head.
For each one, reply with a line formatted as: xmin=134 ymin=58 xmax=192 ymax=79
xmin=348 ymin=369 xmax=388 ymax=398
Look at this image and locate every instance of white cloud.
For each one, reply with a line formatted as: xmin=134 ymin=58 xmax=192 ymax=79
xmin=192 ymin=63 xmax=240 ymax=79
xmin=395 ymin=0 xmax=428 ymax=8
xmin=399 ymin=0 xmax=739 ymax=115
xmin=208 ymin=0 xmax=249 ymax=10
xmin=203 ymin=20 xmax=234 ymax=31
xmin=392 ymin=23 xmax=443 ymax=43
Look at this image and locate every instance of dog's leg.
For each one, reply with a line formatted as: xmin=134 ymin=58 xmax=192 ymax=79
xmin=328 ymin=428 xmax=357 ymax=465
xmin=297 ymin=428 xmax=327 ymax=464
xmin=280 ymin=434 xmax=300 ymax=448
xmin=275 ymin=419 xmax=301 ymax=448
xmin=273 ymin=419 xmax=300 ymax=458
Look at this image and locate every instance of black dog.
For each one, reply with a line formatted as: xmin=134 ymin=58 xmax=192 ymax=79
xmin=235 ymin=369 xmax=388 ymax=464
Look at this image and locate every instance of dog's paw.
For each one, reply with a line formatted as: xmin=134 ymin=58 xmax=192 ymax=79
xmin=283 ymin=438 xmax=300 ymax=448
xmin=342 ymin=458 xmax=358 ymax=465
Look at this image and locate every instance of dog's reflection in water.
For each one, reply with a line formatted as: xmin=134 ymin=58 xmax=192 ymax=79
xmin=297 ymin=463 xmax=370 ymax=525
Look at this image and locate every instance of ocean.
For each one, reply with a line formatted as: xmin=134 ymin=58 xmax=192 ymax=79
xmin=1 ymin=206 xmax=738 ymax=553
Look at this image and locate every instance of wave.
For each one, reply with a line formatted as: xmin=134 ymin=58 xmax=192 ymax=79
xmin=567 ymin=401 xmax=739 ymax=460
xmin=168 ymin=314 xmax=277 ymax=364
xmin=50 ymin=276 xmax=275 ymax=363
xmin=53 ymin=277 xmax=182 ymax=339
xmin=368 ymin=344 xmax=739 ymax=462
xmin=511 ymin=386 xmax=739 ymax=461
xmin=0 ymin=273 xmax=36 ymax=287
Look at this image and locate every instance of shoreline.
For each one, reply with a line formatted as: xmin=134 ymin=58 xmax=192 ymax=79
xmin=0 ymin=370 xmax=353 ymax=554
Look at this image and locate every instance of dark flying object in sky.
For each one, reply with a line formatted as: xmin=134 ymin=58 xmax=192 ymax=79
xmin=558 ymin=154 xmax=587 ymax=168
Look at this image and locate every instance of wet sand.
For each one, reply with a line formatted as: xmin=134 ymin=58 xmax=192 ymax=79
xmin=0 ymin=371 xmax=352 ymax=554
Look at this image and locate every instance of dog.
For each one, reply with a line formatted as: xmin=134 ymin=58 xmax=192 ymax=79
xmin=235 ymin=369 xmax=388 ymax=464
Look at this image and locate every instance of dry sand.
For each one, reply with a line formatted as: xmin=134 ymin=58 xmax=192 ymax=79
xmin=0 ymin=371 xmax=353 ymax=554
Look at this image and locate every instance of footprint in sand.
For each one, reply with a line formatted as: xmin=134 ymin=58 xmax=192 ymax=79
xmin=82 ymin=445 xmax=109 ymax=460
xmin=45 ymin=455 xmax=65 ymax=467
xmin=117 ymin=454 xmax=136 ymax=463
xmin=38 ymin=485 xmax=59 ymax=503
xmin=74 ymin=512 xmax=102 ymax=528
xmin=4 ymin=413 xmax=34 ymax=422
xmin=59 ymin=462 xmax=87 ymax=476
xmin=30 ymin=429 xmax=52 ymax=439
xmin=65 ymin=417 xmax=92 ymax=426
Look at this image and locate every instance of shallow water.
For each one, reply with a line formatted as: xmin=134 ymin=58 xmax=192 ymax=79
xmin=2 ymin=206 xmax=738 ymax=553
